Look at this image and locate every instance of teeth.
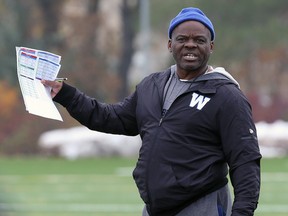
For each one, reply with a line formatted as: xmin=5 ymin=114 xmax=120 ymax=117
xmin=185 ymin=54 xmax=196 ymax=59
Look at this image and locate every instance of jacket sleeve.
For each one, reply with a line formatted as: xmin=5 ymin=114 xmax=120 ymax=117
xmin=53 ymin=82 xmax=139 ymax=136
xmin=218 ymin=87 xmax=261 ymax=216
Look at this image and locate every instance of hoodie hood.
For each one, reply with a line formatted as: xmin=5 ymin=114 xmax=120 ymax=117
xmin=204 ymin=67 xmax=240 ymax=88
xmin=170 ymin=65 xmax=240 ymax=88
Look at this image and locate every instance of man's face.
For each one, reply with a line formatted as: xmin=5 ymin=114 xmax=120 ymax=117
xmin=168 ymin=20 xmax=214 ymax=79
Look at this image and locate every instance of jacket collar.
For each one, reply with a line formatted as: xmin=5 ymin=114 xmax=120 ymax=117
xmin=152 ymin=66 xmax=238 ymax=96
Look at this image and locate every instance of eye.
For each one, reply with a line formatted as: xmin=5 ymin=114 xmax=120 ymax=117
xmin=196 ymin=38 xmax=207 ymax=44
xmin=176 ymin=36 xmax=186 ymax=43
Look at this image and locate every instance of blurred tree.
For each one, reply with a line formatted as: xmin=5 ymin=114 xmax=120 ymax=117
xmin=37 ymin=0 xmax=65 ymax=49
xmin=0 ymin=80 xmax=19 ymax=124
xmin=117 ymin=0 xmax=137 ymax=99
xmin=0 ymin=81 xmax=26 ymax=154
xmin=55 ymin=0 xmax=111 ymax=100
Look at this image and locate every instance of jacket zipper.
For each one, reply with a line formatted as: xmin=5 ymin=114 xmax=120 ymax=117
xmin=159 ymin=117 xmax=163 ymax=126
xmin=159 ymin=109 xmax=167 ymax=126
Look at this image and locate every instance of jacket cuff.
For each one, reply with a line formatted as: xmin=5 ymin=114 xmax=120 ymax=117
xmin=232 ymin=200 xmax=258 ymax=216
xmin=53 ymin=82 xmax=77 ymax=108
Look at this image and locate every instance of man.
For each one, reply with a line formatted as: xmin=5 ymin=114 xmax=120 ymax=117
xmin=43 ymin=7 xmax=261 ymax=216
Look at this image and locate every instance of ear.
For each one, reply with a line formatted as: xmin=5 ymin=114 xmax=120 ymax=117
xmin=210 ymin=41 xmax=214 ymax=53
xmin=167 ymin=39 xmax=172 ymax=53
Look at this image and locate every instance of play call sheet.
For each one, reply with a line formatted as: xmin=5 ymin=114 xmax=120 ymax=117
xmin=16 ymin=46 xmax=63 ymax=121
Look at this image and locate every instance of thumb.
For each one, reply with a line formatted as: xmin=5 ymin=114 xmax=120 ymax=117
xmin=41 ymin=79 xmax=63 ymax=98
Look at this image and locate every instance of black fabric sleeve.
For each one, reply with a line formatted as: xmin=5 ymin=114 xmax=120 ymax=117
xmin=230 ymin=160 xmax=261 ymax=216
xmin=218 ymin=87 xmax=261 ymax=216
xmin=53 ymin=82 xmax=77 ymax=107
xmin=53 ymin=82 xmax=139 ymax=136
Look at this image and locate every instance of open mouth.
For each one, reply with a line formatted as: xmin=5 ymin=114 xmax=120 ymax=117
xmin=183 ymin=53 xmax=197 ymax=61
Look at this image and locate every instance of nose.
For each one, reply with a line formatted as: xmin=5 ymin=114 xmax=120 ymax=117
xmin=184 ymin=39 xmax=197 ymax=48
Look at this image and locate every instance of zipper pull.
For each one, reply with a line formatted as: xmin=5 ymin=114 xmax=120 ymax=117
xmin=159 ymin=117 xmax=163 ymax=126
xmin=159 ymin=109 xmax=167 ymax=126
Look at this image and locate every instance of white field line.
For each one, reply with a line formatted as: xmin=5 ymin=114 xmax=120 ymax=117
xmin=115 ymin=166 xmax=134 ymax=176
xmin=0 ymin=203 xmax=143 ymax=212
xmin=261 ymin=172 xmax=288 ymax=182
xmin=0 ymin=203 xmax=288 ymax=213
xmin=115 ymin=169 xmax=288 ymax=180
xmin=256 ymin=204 xmax=288 ymax=213
xmin=0 ymin=171 xmax=287 ymax=180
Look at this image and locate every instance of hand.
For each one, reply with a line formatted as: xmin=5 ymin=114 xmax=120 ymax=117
xmin=41 ymin=80 xmax=63 ymax=98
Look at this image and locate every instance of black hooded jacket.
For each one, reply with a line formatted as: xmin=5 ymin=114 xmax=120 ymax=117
xmin=54 ymin=67 xmax=261 ymax=216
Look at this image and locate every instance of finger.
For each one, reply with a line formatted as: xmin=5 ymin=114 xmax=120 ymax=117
xmin=41 ymin=79 xmax=54 ymax=86
xmin=41 ymin=80 xmax=61 ymax=88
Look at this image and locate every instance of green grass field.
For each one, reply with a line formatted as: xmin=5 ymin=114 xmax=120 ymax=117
xmin=0 ymin=157 xmax=287 ymax=216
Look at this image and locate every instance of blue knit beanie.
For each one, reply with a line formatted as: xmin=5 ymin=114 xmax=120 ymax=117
xmin=168 ymin=7 xmax=215 ymax=41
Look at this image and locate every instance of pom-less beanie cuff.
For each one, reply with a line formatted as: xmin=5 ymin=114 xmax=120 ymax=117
xmin=168 ymin=7 xmax=215 ymax=41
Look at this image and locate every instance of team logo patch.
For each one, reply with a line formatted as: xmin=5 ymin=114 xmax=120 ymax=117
xmin=189 ymin=93 xmax=211 ymax=110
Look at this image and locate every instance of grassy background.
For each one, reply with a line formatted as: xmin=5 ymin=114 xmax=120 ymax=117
xmin=0 ymin=157 xmax=287 ymax=216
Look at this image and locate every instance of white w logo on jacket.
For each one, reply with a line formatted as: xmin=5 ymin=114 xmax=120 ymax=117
xmin=189 ymin=93 xmax=211 ymax=110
